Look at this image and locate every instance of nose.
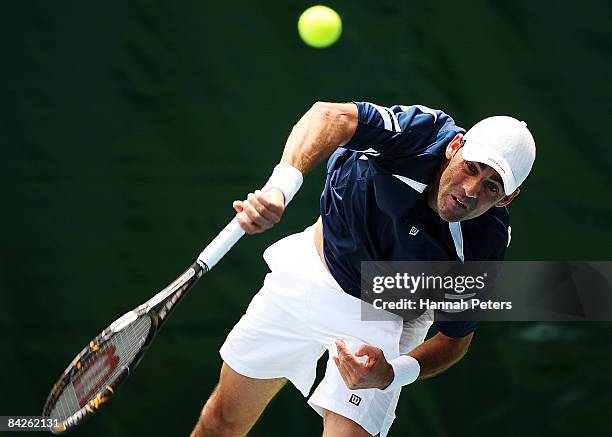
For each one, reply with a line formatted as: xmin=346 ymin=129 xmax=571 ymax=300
xmin=462 ymin=177 xmax=480 ymax=199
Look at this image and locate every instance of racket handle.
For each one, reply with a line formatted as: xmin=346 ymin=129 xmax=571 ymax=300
xmin=198 ymin=180 xmax=300 ymax=270
xmin=197 ymin=219 xmax=245 ymax=270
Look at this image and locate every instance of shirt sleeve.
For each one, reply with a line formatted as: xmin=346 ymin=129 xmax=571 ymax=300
xmin=433 ymin=320 xmax=479 ymax=338
xmin=344 ymin=102 xmax=456 ymax=159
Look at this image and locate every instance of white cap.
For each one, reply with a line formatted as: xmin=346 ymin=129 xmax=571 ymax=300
xmin=462 ymin=116 xmax=536 ymax=195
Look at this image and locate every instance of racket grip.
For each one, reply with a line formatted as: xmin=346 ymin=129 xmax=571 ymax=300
xmin=197 ymin=219 xmax=245 ymax=270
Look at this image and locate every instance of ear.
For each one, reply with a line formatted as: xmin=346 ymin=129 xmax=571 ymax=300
xmin=496 ymin=187 xmax=520 ymax=207
xmin=445 ymin=133 xmax=464 ymax=160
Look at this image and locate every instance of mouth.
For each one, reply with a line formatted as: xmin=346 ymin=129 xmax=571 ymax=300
xmin=451 ymin=195 xmax=467 ymax=209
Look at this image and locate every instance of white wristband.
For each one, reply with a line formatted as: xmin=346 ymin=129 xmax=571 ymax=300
xmin=379 ymin=355 xmax=420 ymax=393
xmin=263 ymin=163 xmax=303 ymax=206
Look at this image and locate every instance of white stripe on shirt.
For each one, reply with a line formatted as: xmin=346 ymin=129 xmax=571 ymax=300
xmin=448 ymin=221 xmax=465 ymax=262
xmin=386 ymin=108 xmax=401 ymax=132
xmin=399 ymin=104 xmax=438 ymax=123
xmin=368 ymin=102 xmax=393 ymax=131
xmin=392 ymin=174 xmax=427 ymax=193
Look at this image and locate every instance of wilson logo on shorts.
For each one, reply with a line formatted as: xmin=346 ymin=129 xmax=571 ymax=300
xmin=349 ymin=394 xmax=362 ymax=406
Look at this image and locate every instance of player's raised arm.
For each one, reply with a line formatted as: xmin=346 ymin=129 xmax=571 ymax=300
xmin=280 ymin=101 xmax=358 ymax=175
xmin=234 ymin=102 xmax=358 ymax=234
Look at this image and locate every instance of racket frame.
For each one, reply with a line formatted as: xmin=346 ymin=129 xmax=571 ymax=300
xmin=43 ymin=262 xmax=206 ymax=433
xmin=43 ymin=218 xmax=246 ymax=433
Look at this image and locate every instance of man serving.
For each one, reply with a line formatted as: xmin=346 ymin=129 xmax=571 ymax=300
xmin=190 ymin=101 xmax=536 ymax=436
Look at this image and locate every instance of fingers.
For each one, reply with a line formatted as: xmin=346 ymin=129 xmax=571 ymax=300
xmin=333 ymin=340 xmax=358 ymax=386
xmin=244 ymin=192 xmax=282 ymax=225
xmin=335 ymin=338 xmax=359 ymax=366
xmin=233 ymin=200 xmax=244 ymax=212
xmin=335 ymin=338 xmax=365 ymax=389
xmin=234 ymin=189 xmax=285 ymax=234
xmin=234 ymin=199 xmax=261 ymax=233
xmin=334 ymin=339 xmax=388 ymax=389
xmin=354 ymin=345 xmax=371 ymax=357
xmin=256 ymin=189 xmax=285 ymax=215
xmin=355 ymin=344 xmax=379 ymax=367
xmin=235 ymin=211 xmax=263 ymax=234
xmin=333 ymin=355 xmax=353 ymax=388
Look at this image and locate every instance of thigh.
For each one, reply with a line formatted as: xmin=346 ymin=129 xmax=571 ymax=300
xmin=322 ymin=410 xmax=377 ymax=437
xmin=213 ymin=362 xmax=288 ymax=425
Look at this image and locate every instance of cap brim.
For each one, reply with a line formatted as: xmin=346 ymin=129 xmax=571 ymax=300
xmin=462 ymin=142 xmax=517 ymax=195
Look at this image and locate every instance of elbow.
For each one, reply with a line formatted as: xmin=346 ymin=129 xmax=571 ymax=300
xmin=311 ymin=101 xmax=357 ymax=120
xmin=287 ymin=101 xmax=335 ymax=132
xmin=308 ymin=101 xmax=358 ymax=144
xmin=438 ymin=331 xmax=473 ymax=364
xmin=310 ymin=101 xmax=337 ymax=120
xmin=454 ymin=334 xmax=473 ymax=363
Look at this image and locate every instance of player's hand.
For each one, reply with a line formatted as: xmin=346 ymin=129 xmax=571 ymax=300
xmin=333 ymin=338 xmax=394 ymax=390
xmin=233 ymin=188 xmax=285 ymax=234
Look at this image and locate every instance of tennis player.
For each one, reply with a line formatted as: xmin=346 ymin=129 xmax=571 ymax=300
xmin=190 ymin=102 xmax=535 ymax=436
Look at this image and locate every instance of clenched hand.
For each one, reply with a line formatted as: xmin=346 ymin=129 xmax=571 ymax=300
xmin=233 ymin=188 xmax=285 ymax=234
xmin=333 ymin=338 xmax=395 ymax=390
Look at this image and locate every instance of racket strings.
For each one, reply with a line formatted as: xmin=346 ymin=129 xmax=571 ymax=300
xmin=49 ymin=316 xmax=152 ymax=422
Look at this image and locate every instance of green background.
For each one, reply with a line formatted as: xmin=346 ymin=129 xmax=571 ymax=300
xmin=1 ymin=1 xmax=611 ymax=436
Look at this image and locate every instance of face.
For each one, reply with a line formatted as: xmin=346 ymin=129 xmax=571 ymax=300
xmin=430 ymin=134 xmax=519 ymax=222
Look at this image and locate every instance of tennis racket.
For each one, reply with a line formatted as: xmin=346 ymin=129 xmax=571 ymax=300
xmin=42 ymin=218 xmax=245 ymax=434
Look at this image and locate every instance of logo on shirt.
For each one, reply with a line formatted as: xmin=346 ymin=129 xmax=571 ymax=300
xmin=409 ymin=226 xmax=419 ymax=236
xmin=349 ymin=394 xmax=362 ymax=406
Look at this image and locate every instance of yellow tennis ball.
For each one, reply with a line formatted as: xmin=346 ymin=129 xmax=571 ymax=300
xmin=298 ymin=5 xmax=342 ymax=48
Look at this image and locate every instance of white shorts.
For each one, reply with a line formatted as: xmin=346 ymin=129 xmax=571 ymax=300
xmin=219 ymin=226 xmax=433 ymax=436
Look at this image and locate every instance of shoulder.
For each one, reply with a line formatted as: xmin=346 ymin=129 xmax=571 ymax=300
xmin=347 ymin=102 xmax=464 ymax=159
xmin=354 ymin=102 xmax=461 ymax=135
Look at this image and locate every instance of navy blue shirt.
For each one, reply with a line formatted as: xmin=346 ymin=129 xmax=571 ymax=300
xmin=320 ymin=102 xmax=510 ymax=338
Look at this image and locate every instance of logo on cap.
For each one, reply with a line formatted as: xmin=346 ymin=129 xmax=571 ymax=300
xmin=487 ymin=157 xmax=506 ymax=173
